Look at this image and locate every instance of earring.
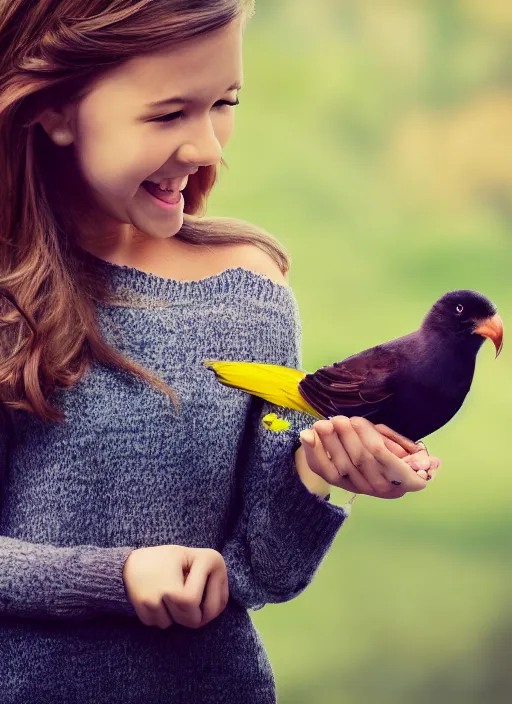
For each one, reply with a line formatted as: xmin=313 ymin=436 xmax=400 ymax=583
xmin=52 ymin=129 xmax=72 ymax=146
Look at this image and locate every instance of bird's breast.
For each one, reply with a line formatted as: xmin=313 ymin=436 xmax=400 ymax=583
xmin=388 ymin=367 xmax=472 ymax=441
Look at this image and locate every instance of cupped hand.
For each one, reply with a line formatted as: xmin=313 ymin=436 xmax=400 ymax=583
xmin=299 ymin=415 xmax=441 ymax=499
xmin=373 ymin=422 xmax=441 ymax=482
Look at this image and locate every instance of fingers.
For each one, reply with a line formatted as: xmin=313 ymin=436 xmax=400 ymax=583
xmin=137 ymin=551 xmax=188 ymax=629
xmin=138 ymin=601 xmax=173 ymax=630
xmin=330 ymin=417 xmax=420 ymax=492
xmin=379 ymin=434 xmax=410 ymax=458
xmin=165 ymin=551 xmax=213 ymax=629
xmin=349 ymin=417 xmax=426 ymax=492
xmin=374 ymin=424 xmax=411 ymax=459
xmin=402 ymin=449 xmax=431 ymax=471
xmin=301 ymin=416 xmax=432 ymax=497
xmin=156 ymin=600 xmax=175 ymax=629
xmin=336 ymin=416 xmax=426 ymax=493
xmin=126 ymin=546 xmax=229 ymax=632
xmin=374 ymin=423 xmax=424 ymax=456
xmin=312 ymin=421 xmax=375 ymax=494
xmin=170 ymin=549 xmax=229 ymax=630
xmin=403 ymin=451 xmax=441 ymax=481
xmin=199 ymin=566 xmax=229 ymax=627
xmin=427 ymin=456 xmax=441 ymax=481
xmin=300 ymin=425 xmax=359 ymax=488
xmin=302 ymin=435 xmax=372 ymax=495
xmin=427 ymin=467 xmax=439 ymax=481
xmin=327 ymin=418 xmax=394 ymax=495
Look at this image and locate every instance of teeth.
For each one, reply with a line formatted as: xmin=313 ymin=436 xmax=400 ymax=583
xmin=158 ymin=178 xmax=176 ymax=191
xmin=146 ymin=175 xmax=189 ymax=191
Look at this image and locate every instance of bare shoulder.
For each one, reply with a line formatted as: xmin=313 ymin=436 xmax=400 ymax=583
xmin=223 ymin=243 xmax=290 ymax=287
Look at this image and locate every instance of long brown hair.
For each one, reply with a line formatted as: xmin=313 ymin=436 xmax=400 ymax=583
xmin=0 ymin=0 xmax=291 ymax=426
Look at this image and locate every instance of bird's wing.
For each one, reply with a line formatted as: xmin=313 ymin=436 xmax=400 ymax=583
xmin=298 ymin=345 xmax=400 ymax=419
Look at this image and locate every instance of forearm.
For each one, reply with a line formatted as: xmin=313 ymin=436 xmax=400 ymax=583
xmin=294 ymin=445 xmax=331 ymax=498
xmin=224 ymin=445 xmax=344 ymax=610
xmin=0 ymin=536 xmax=137 ymax=621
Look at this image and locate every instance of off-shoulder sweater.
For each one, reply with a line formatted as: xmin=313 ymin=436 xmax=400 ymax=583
xmin=0 ymin=255 xmax=348 ymax=703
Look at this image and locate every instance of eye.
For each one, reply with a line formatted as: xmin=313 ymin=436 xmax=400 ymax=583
xmin=456 ymin=304 xmax=464 ymax=314
xmin=152 ymin=98 xmax=240 ymax=124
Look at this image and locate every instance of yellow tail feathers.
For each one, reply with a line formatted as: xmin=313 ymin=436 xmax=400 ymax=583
xmin=203 ymin=360 xmax=323 ymax=418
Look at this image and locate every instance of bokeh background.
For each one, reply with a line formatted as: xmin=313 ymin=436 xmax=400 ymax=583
xmin=208 ymin=1 xmax=512 ymax=703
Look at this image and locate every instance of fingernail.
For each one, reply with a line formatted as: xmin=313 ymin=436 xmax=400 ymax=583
xmin=391 ymin=480 xmax=402 ymax=486
xmin=300 ymin=430 xmax=316 ymax=447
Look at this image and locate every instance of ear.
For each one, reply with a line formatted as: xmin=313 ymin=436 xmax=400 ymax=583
xmin=38 ymin=107 xmax=75 ymax=146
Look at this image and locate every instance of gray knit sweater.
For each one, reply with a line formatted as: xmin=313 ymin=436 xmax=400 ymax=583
xmin=0 ymin=256 xmax=348 ymax=703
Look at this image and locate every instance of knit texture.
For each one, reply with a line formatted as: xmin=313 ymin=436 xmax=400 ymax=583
xmin=0 ymin=256 xmax=348 ymax=703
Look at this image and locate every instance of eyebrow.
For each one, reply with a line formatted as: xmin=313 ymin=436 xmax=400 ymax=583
xmin=146 ymin=81 xmax=243 ymax=109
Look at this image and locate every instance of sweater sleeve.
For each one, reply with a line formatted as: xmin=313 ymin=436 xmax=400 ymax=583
xmin=221 ymin=287 xmax=350 ymax=611
xmin=0 ymin=411 xmax=138 ymax=622
xmin=0 ymin=536 xmax=138 ymax=622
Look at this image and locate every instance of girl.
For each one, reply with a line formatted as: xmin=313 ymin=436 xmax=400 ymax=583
xmin=0 ymin=1 xmax=440 ymax=702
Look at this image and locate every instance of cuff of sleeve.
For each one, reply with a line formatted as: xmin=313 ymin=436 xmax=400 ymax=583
xmin=253 ymin=451 xmax=347 ymax=595
xmin=261 ymin=407 xmax=349 ymax=551
xmin=61 ymin=545 xmax=138 ymax=618
xmin=272 ymin=448 xmax=348 ymax=541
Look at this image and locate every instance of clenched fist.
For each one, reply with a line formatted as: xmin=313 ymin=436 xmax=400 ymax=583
xmin=123 ymin=545 xmax=229 ymax=629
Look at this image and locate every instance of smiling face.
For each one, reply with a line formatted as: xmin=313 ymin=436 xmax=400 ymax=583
xmin=38 ymin=18 xmax=244 ymax=257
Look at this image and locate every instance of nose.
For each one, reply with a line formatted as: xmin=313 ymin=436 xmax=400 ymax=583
xmin=174 ymin=117 xmax=223 ymax=170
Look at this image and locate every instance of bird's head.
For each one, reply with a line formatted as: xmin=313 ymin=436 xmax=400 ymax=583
xmin=422 ymin=290 xmax=504 ymax=359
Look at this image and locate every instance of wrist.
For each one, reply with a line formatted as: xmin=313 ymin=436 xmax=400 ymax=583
xmin=294 ymin=445 xmax=331 ymax=498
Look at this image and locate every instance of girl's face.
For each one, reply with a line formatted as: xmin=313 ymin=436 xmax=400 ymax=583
xmin=38 ymin=19 xmax=243 ymax=253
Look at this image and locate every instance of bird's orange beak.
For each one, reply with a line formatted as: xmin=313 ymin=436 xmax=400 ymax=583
xmin=473 ymin=313 xmax=504 ymax=358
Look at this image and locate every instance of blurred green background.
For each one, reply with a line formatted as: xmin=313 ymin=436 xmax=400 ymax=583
xmin=208 ymin=1 xmax=512 ymax=703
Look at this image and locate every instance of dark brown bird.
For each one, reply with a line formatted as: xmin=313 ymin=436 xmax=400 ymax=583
xmin=204 ymin=290 xmax=503 ymax=447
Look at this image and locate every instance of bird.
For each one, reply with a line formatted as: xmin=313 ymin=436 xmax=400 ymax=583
xmin=203 ymin=290 xmax=503 ymax=448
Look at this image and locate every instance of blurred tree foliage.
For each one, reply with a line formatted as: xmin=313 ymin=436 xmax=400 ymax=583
xmin=208 ymin=2 xmax=512 ymax=702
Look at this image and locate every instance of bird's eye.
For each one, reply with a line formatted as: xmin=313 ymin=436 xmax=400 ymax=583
xmin=456 ymin=304 xmax=464 ymax=314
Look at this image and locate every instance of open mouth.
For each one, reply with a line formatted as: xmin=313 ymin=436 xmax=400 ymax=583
xmin=141 ymin=181 xmax=181 ymax=205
